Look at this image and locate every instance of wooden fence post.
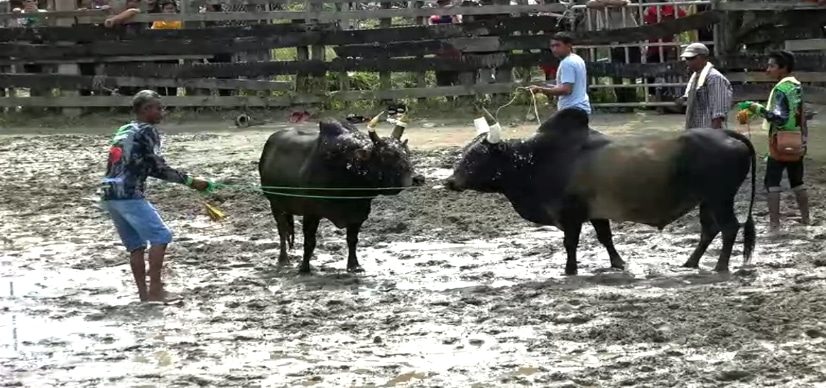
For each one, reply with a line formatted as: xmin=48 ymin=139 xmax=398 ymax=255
xmin=337 ymin=1 xmax=350 ymax=108
xmin=379 ymin=2 xmax=392 ymax=107
xmin=413 ymin=0 xmax=426 ymax=104
xmin=55 ymin=0 xmax=81 ymax=117
xmin=309 ymin=1 xmax=326 ymax=97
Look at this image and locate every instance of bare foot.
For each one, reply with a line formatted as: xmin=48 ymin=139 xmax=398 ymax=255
xmin=146 ymin=289 xmax=181 ymax=303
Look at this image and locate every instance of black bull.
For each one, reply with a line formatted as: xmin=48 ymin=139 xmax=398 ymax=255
xmin=445 ymin=108 xmax=756 ymax=275
xmin=258 ymin=119 xmax=424 ymax=274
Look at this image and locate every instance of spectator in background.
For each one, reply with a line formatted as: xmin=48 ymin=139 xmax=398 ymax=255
xmin=104 ymin=0 xmax=145 ymax=97
xmin=150 ymin=0 xmax=180 ymax=97
xmin=16 ymin=0 xmax=47 ymax=28
xmin=430 ymin=0 xmax=462 ymax=92
xmin=586 ymin=0 xmax=641 ymax=108
xmin=643 ymin=3 xmax=686 ymax=102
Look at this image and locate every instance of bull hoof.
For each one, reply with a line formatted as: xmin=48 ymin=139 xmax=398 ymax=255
xmin=347 ymin=265 xmax=365 ymax=273
xmin=713 ymin=266 xmax=730 ymax=273
xmin=298 ymin=265 xmax=312 ymax=275
xmin=681 ymin=262 xmax=699 ymax=269
xmin=564 ymin=268 xmax=578 ymax=276
xmin=610 ymin=260 xmax=626 ymax=270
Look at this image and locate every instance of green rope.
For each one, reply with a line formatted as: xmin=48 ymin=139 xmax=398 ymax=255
xmin=210 ymin=182 xmax=421 ymax=200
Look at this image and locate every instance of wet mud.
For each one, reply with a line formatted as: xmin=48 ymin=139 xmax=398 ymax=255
xmin=2 ymin=121 xmax=826 ymax=387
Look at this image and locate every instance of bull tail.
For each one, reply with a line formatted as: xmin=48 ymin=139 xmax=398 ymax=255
xmin=723 ymin=129 xmax=756 ymax=266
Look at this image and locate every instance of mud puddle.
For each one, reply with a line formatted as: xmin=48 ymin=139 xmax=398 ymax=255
xmin=2 ymin=126 xmax=826 ymax=387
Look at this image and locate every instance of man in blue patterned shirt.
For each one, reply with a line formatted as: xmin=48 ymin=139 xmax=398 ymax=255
xmin=102 ymin=90 xmax=212 ymax=302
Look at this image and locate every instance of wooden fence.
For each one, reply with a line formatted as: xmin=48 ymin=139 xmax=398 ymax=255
xmin=2 ymin=0 xmax=826 ymax=114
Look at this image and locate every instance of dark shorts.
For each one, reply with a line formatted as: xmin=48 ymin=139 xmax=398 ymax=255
xmin=764 ymin=157 xmax=805 ymax=192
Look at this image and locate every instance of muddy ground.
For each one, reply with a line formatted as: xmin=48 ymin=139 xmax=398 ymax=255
xmin=2 ymin=113 xmax=826 ymax=387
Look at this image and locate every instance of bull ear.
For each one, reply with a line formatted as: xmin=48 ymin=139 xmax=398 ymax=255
xmin=402 ymin=138 xmax=408 ymax=146
xmin=319 ymin=119 xmax=346 ymax=137
xmin=355 ymin=148 xmax=371 ymax=160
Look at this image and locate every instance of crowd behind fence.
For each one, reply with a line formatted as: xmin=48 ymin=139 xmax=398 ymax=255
xmin=0 ymin=0 xmax=824 ymax=115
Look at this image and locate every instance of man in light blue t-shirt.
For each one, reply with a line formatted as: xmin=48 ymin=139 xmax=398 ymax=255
xmin=528 ymin=32 xmax=592 ymax=115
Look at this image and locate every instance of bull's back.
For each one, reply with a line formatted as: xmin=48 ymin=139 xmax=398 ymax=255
xmin=259 ymin=129 xmax=318 ymax=186
xmin=569 ymin=132 xmax=699 ymax=226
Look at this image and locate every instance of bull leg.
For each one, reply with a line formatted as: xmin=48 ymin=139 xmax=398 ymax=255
xmin=590 ymin=219 xmax=625 ymax=270
xmin=345 ymin=221 xmax=365 ymax=273
xmin=711 ymin=200 xmax=740 ymax=272
xmin=268 ymin=200 xmax=291 ymax=265
xmin=299 ymin=215 xmax=321 ymax=274
xmin=682 ymin=204 xmax=720 ymax=269
xmin=562 ymin=222 xmax=583 ymax=276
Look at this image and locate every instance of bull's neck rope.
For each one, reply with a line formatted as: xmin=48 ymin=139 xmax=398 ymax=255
xmin=195 ymin=182 xmax=425 ymax=201
xmin=485 ymin=86 xmax=542 ymax=127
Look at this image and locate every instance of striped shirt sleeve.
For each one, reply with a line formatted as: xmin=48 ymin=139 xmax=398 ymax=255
xmin=707 ymin=74 xmax=733 ymax=120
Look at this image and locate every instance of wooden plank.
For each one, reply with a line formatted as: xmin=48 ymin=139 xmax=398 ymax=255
xmin=721 ymin=53 xmax=826 ymax=73
xmin=785 ymin=38 xmax=826 ymax=52
xmin=101 ymin=54 xmax=690 ymax=79
xmin=731 ymin=84 xmax=826 ymax=105
xmin=727 ymin=72 xmax=826 ymax=83
xmin=0 ymin=16 xmax=561 ymax=43
xmin=1 ymin=13 xmax=721 ymax=61
xmin=0 ymin=55 xmax=213 ymax=65
xmin=717 ymin=1 xmax=826 ymax=12
xmin=122 ymin=4 xmax=568 ymax=23
xmin=4 ymin=82 xmax=818 ymax=108
xmin=0 ymin=95 xmax=322 ymax=107
xmin=0 ymin=9 xmax=107 ymax=21
xmin=188 ymin=0 xmax=410 ymax=5
xmin=0 ymin=73 xmax=293 ymax=90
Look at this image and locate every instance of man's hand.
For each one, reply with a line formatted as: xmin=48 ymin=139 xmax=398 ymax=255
xmin=189 ymin=178 xmax=213 ymax=192
xmin=675 ymin=96 xmax=686 ymax=106
xmin=527 ymin=85 xmax=544 ymax=94
xmin=104 ymin=17 xmax=115 ymax=27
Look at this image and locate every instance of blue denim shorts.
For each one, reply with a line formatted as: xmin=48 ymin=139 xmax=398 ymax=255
xmin=103 ymin=199 xmax=173 ymax=252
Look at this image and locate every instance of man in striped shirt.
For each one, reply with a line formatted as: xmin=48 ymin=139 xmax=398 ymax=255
xmin=679 ymin=43 xmax=732 ymax=130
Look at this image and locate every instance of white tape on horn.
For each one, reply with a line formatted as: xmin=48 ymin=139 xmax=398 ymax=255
xmin=487 ymin=123 xmax=502 ymax=143
xmin=473 ymin=117 xmax=490 ymax=135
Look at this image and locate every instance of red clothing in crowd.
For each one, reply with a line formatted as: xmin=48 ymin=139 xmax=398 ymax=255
xmin=644 ymin=5 xmax=687 ymax=55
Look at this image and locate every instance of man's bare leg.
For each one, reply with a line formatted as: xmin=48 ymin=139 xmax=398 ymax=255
xmin=130 ymin=249 xmax=148 ymax=302
xmin=794 ymin=188 xmax=810 ymax=225
xmin=767 ymin=192 xmax=781 ymax=234
xmin=147 ymin=244 xmax=167 ymax=301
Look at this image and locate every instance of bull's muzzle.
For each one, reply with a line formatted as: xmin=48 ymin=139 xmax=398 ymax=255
xmin=412 ymin=174 xmax=426 ymax=187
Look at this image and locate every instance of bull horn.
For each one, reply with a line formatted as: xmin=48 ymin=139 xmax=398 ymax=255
xmin=473 ymin=117 xmax=490 ymax=135
xmin=391 ymin=113 xmax=408 ymax=139
xmin=487 ymin=122 xmax=501 ymax=144
xmin=366 ymin=111 xmax=385 ymax=130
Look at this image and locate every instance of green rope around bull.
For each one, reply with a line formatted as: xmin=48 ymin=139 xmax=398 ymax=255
xmin=201 ymin=181 xmax=425 ymax=200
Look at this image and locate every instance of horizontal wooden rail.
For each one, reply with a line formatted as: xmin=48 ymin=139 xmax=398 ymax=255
xmin=0 ymin=74 xmax=293 ymax=91
xmin=717 ymin=1 xmax=826 ymax=11
xmin=0 ymin=4 xmax=567 ymax=24
xmin=0 ymin=84 xmax=797 ymax=108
